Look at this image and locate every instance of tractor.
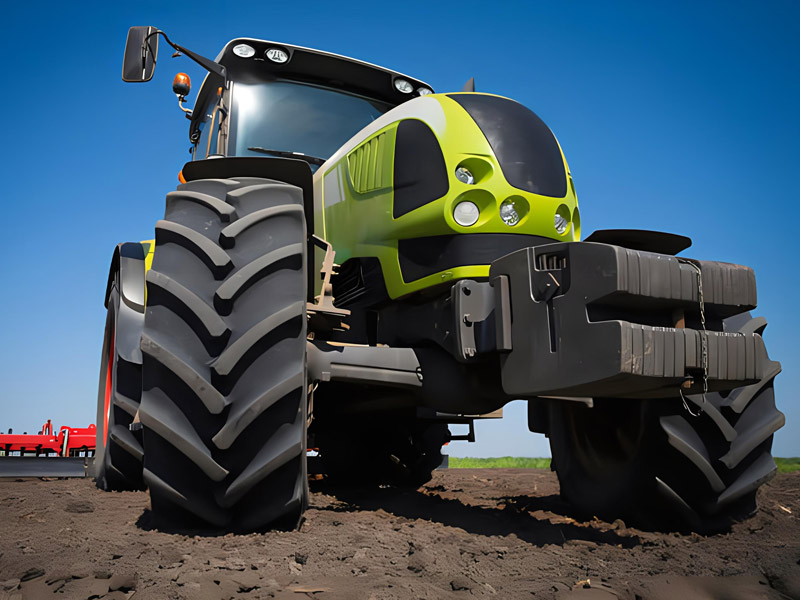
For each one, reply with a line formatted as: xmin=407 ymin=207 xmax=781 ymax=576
xmin=95 ymin=26 xmax=784 ymax=532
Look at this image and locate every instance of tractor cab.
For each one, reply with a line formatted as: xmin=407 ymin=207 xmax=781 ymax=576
xmin=122 ymin=28 xmax=432 ymax=169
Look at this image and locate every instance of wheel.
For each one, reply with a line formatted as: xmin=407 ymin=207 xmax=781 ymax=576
xmin=317 ymin=418 xmax=450 ymax=487
xmin=94 ymin=279 xmax=145 ymax=491
xmin=139 ymin=177 xmax=308 ymax=531
xmin=548 ymin=313 xmax=783 ymax=531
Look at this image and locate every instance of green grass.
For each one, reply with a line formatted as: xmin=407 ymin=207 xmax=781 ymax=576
xmin=448 ymin=457 xmax=800 ymax=472
xmin=775 ymin=457 xmax=800 ymax=473
xmin=448 ymin=457 xmax=551 ymax=469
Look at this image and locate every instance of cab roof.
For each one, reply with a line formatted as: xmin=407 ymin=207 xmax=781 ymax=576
xmin=193 ymin=38 xmax=432 ymax=112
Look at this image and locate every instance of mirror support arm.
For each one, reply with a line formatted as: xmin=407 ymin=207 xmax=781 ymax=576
xmin=144 ymin=30 xmax=227 ymax=82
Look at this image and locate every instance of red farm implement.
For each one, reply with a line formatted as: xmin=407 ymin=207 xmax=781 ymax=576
xmin=0 ymin=420 xmax=96 ymax=477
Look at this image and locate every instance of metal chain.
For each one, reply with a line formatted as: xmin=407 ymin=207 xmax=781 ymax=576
xmin=678 ymin=260 xmax=708 ymax=417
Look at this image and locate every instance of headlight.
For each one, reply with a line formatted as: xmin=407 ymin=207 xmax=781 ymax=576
xmin=265 ymin=47 xmax=289 ymax=63
xmin=233 ymin=44 xmax=255 ymax=58
xmin=394 ymin=79 xmax=413 ymax=94
xmin=453 ymin=201 xmax=480 ymax=226
xmin=555 ymin=212 xmax=568 ymax=234
xmin=499 ymin=199 xmax=521 ymax=226
xmin=455 ymin=166 xmax=475 ymax=185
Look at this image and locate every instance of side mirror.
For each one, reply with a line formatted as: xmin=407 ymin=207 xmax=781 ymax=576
xmin=122 ymin=26 xmax=159 ymax=82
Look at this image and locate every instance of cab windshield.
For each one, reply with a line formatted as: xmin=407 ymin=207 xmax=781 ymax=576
xmin=229 ymin=80 xmax=392 ymax=167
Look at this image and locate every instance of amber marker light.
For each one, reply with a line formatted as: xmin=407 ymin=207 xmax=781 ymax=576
xmin=172 ymin=72 xmax=191 ymax=97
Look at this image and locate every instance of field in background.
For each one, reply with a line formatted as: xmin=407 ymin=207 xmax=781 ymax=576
xmin=449 ymin=457 xmax=551 ymax=469
xmin=776 ymin=457 xmax=800 ymax=472
xmin=449 ymin=457 xmax=800 ymax=472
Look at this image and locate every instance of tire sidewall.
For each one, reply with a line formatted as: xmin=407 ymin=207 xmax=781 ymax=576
xmin=94 ymin=286 xmax=120 ymax=488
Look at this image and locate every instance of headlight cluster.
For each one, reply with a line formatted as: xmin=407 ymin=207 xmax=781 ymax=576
xmin=452 ymin=161 xmax=571 ymax=233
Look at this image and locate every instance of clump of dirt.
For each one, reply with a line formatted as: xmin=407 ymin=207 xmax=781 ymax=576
xmin=0 ymin=469 xmax=798 ymax=599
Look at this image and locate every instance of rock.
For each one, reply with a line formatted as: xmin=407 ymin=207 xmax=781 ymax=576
xmin=288 ymin=559 xmax=302 ymax=575
xmin=64 ymin=501 xmax=94 ymax=514
xmin=294 ymin=552 xmax=308 ymax=565
xmin=231 ymin=571 xmax=261 ymax=593
xmin=0 ymin=578 xmax=20 ymax=591
xmin=19 ymin=568 xmax=44 ymax=582
xmin=59 ymin=577 xmax=110 ymax=599
xmin=451 ymin=576 xmax=472 ymax=591
xmin=261 ymin=578 xmax=280 ymax=593
xmin=407 ymin=556 xmax=425 ymax=574
xmin=108 ymin=572 xmax=137 ymax=592
xmin=18 ymin=578 xmax=50 ymax=600
xmin=93 ymin=570 xmax=112 ymax=580
xmin=45 ymin=573 xmax=71 ymax=586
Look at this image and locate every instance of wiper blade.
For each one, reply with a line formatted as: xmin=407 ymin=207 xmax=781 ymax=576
xmin=247 ymin=147 xmax=326 ymax=166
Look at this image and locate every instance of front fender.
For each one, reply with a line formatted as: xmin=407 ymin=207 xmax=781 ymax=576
xmin=104 ymin=242 xmax=147 ymax=312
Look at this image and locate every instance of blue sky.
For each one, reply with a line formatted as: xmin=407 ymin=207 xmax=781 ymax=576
xmin=1 ymin=1 xmax=797 ymax=458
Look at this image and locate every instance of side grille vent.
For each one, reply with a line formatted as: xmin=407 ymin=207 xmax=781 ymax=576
xmin=347 ymin=133 xmax=389 ymax=194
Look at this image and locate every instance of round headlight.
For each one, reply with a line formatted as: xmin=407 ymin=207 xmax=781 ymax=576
xmin=233 ymin=44 xmax=256 ymax=58
xmin=394 ymin=79 xmax=413 ymax=94
xmin=453 ymin=201 xmax=480 ymax=227
xmin=499 ymin=199 xmax=521 ymax=226
xmin=455 ymin=166 xmax=475 ymax=185
xmin=555 ymin=212 xmax=568 ymax=234
xmin=417 ymin=87 xmax=433 ymax=96
xmin=265 ymin=47 xmax=289 ymax=63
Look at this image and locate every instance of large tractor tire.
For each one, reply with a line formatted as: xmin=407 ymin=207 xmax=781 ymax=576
xmin=317 ymin=418 xmax=450 ymax=487
xmin=94 ymin=278 xmax=145 ymax=491
xmin=548 ymin=313 xmax=783 ymax=531
xmin=139 ymin=177 xmax=308 ymax=531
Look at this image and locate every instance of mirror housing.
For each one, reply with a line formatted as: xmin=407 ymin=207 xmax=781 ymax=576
xmin=122 ymin=26 xmax=159 ymax=82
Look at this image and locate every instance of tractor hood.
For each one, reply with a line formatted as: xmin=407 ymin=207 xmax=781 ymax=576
xmin=315 ymin=92 xmax=580 ymax=299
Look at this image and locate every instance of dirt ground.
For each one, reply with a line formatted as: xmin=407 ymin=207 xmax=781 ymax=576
xmin=0 ymin=469 xmax=798 ymax=600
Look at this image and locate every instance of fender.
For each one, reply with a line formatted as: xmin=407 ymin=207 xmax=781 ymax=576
xmin=104 ymin=242 xmax=147 ymax=312
xmin=104 ymin=242 xmax=147 ymax=365
xmin=181 ymin=157 xmax=314 ymax=235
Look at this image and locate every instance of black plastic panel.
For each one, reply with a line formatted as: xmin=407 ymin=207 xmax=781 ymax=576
xmin=449 ymin=94 xmax=567 ymax=198
xmin=398 ymin=233 xmax=553 ymax=282
xmin=584 ymin=229 xmax=692 ymax=255
xmin=393 ymin=120 xmax=449 ymax=218
xmin=182 ymin=157 xmax=313 ymax=228
xmin=332 ymin=257 xmax=389 ymax=308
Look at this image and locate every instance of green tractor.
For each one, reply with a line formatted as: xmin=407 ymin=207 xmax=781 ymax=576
xmin=95 ymin=26 xmax=784 ymax=532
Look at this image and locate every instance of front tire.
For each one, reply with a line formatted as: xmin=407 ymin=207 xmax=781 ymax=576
xmin=94 ymin=281 xmax=145 ymax=491
xmin=548 ymin=314 xmax=783 ymax=531
xmin=140 ymin=177 xmax=308 ymax=531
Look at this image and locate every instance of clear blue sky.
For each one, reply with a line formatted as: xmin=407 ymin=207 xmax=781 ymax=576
xmin=1 ymin=1 xmax=797 ymax=458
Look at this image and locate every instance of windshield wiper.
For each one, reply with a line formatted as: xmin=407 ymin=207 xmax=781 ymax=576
xmin=247 ymin=147 xmax=326 ymax=166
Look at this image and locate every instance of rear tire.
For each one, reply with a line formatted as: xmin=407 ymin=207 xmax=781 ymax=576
xmin=548 ymin=313 xmax=783 ymax=531
xmin=94 ymin=282 xmax=145 ymax=491
xmin=140 ymin=177 xmax=308 ymax=531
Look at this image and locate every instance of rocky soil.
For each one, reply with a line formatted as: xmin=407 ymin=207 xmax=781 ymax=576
xmin=1 ymin=469 xmax=798 ymax=599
